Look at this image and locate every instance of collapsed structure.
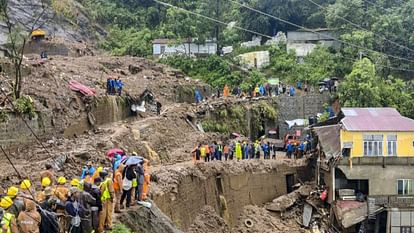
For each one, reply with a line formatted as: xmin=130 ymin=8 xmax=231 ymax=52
xmin=313 ymin=107 xmax=414 ymax=233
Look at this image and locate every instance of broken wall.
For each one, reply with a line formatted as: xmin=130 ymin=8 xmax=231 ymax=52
xmin=0 ymin=96 xmax=132 ymax=148
xmin=277 ymin=93 xmax=330 ymax=138
xmin=152 ymin=161 xmax=309 ymax=231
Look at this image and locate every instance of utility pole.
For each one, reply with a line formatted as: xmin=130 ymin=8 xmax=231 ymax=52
xmin=215 ymin=0 xmax=220 ymax=55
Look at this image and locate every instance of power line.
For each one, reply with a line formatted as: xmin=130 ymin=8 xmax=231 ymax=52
xmin=152 ymin=0 xmax=414 ymax=73
xmin=306 ymin=0 xmax=414 ymax=54
xmin=227 ymin=0 xmax=414 ymax=64
xmin=364 ymin=0 xmax=392 ymax=12
xmin=152 ymin=0 xmax=273 ymax=39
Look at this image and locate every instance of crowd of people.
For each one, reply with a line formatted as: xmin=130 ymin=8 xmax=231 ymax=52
xmin=106 ymin=77 xmax=124 ymax=96
xmin=0 ymin=152 xmax=150 ymax=233
xmin=195 ymin=78 xmax=341 ymax=103
xmin=192 ymin=137 xmax=312 ymax=163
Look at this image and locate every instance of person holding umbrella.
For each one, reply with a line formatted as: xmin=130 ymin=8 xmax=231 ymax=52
xmin=120 ymin=157 xmax=140 ymax=209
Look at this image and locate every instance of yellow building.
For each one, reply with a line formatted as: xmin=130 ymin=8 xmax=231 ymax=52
xmin=314 ymin=108 xmax=414 ymax=232
xmin=339 ymin=108 xmax=414 ymax=158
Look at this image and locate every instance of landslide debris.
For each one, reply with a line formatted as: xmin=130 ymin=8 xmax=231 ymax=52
xmin=233 ymin=205 xmax=309 ymax=233
xmin=188 ymin=206 xmax=230 ymax=233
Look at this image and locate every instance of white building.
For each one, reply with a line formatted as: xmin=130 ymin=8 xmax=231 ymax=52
xmin=286 ymin=29 xmax=340 ymax=59
xmin=237 ymin=51 xmax=270 ymax=69
xmin=152 ymin=38 xmax=217 ymax=57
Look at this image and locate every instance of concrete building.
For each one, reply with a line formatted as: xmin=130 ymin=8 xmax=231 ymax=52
xmin=152 ymin=38 xmax=217 ymax=57
xmin=287 ymin=29 xmax=340 ymax=60
xmin=313 ymin=108 xmax=414 ymax=233
xmin=237 ymin=50 xmax=270 ymax=69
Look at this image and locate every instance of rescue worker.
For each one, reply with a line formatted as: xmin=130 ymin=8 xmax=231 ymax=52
xmin=40 ymin=164 xmax=54 ymax=185
xmin=92 ymin=167 xmax=103 ymax=183
xmin=223 ymin=84 xmax=229 ymax=97
xmin=20 ymin=180 xmax=33 ymax=198
xmin=120 ymin=165 xmax=136 ymax=208
xmin=37 ymin=177 xmax=52 ymax=202
xmin=204 ymin=144 xmax=210 ymax=162
xmin=200 ymin=145 xmax=206 ymax=162
xmin=84 ymin=181 xmax=101 ymax=233
xmin=0 ymin=196 xmax=19 ymax=233
xmin=17 ymin=199 xmax=41 ymax=233
xmin=223 ymin=144 xmax=229 ymax=161
xmin=70 ymin=179 xmax=80 ymax=188
xmin=98 ymin=170 xmax=114 ymax=233
xmin=235 ymin=141 xmax=242 ymax=160
xmin=81 ymin=168 xmax=93 ymax=184
xmin=7 ymin=187 xmax=24 ymax=217
xmin=113 ymin=164 xmax=124 ymax=213
xmin=141 ymin=159 xmax=150 ymax=201
xmin=135 ymin=161 xmax=145 ymax=202
xmin=78 ymin=187 xmax=96 ymax=233
xmin=65 ymin=187 xmax=81 ymax=233
xmin=55 ymin=177 xmax=69 ymax=233
xmin=39 ymin=187 xmax=56 ymax=212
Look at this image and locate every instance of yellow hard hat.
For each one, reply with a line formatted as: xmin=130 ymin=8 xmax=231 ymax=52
xmin=97 ymin=167 xmax=103 ymax=173
xmin=70 ymin=178 xmax=80 ymax=187
xmin=7 ymin=186 xmax=18 ymax=197
xmin=41 ymin=177 xmax=51 ymax=187
xmin=0 ymin=197 xmax=13 ymax=209
xmin=20 ymin=180 xmax=31 ymax=190
xmin=57 ymin=176 xmax=67 ymax=185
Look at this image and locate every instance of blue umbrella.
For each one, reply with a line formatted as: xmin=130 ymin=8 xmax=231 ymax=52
xmin=125 ymin=156 xmax=144 ymax=166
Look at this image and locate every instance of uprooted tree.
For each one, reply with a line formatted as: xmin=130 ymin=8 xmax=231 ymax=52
xmin=0 ymin=0 xmax=50 ymax=99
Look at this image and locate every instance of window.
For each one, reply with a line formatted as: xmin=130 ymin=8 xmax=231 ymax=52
xmin=388 ymin=135 xmax=397 ymax=156
xmin=363 ymin=135 xmax=383 ymax=156
xmin=398 ymin=179 xmax=413 ymax=195
xmin=160 ymin=46 xmax=166 ymax=54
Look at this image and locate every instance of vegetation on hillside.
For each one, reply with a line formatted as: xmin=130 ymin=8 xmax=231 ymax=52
xmin=74 ymin=0 xmax=414 ymax=118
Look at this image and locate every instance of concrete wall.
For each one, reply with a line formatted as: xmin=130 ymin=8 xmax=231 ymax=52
xmin=0 ymin=111 xmax=56 ymax=147
xmin=338 ymin=164 xmax=414 ymax=196
xmin=153 ymin=163 xmax=308 ymax=231
xmin=0 ymin=96 xmax=132 ymax=148
xmin=277 ymin=93 xmax=330 ymax=139
xmin=25 ymin=40 xmax=70 ymax=56
xmin=287 ymin=31 xmax=335 ymax=42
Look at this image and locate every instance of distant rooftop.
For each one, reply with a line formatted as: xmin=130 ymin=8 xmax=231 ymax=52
xmin=341 ymin=108 xmax=414 ymax=132
xmin=152 ymin=38 xmax=217 ymax=44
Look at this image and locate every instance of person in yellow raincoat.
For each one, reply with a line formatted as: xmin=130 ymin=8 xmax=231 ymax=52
xmin=235 ymin=141 xmax=242 ymax=160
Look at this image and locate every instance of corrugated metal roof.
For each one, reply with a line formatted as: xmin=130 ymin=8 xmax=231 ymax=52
xmin=314 ymin=125 xmax=341 ymax=159
xmin=341 ymin=108 xmax=414 ymax=132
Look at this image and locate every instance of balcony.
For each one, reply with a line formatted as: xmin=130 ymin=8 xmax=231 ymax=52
xmin=369 ymin=195 xmax=414 ymax=208
xmin=338 ymin=156 xmax=414 ymax=166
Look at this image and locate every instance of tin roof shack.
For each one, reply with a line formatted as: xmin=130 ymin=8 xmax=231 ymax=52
xmin=287 ymin=29 xmax=340 ymax=61
xmin=313 ymin=107 xmax=414 ymax=233
xmin=152 ymin=38 xmax=217 ymax=57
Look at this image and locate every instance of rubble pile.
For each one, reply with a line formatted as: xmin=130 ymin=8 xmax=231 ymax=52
xmin=233 ymin=205 xmax=308 ymax=233
xmin=188 ymin=206 xmax=230 ymax=233
xmin=264 ymin=184 xmax=332 ymax=233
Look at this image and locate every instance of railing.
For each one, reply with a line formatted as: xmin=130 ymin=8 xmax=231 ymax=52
xmin=369 ymin=195 xmax=414 ymax=208
xmin=338 ymin=156 xmax=414 ymax=166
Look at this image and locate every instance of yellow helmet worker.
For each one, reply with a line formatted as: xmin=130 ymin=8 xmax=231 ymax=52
xmin=41 ymin=177 xmax=51 ymax=188
xmin=57 ymin=176 xmax=67 ymax=185
xmin=6 ymin=187 xmax=18 ymax=198
xmin=70 ymin=178 xmax=80 ymax=187
xmin=20 ymin=180 xmax=31 ymax=190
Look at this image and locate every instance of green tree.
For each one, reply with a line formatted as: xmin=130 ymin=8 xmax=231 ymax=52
xmin=339 ymin=58 xmax=382 ymax=107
